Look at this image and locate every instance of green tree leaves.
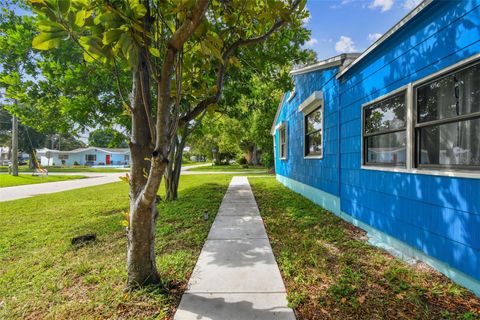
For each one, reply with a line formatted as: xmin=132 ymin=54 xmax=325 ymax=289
xmin=32 ymin=30 xmax=66 ymax=50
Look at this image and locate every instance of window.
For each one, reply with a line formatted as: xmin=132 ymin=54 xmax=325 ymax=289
xmin=124 ymin=155 xmax=130 ymax=161
xmin=58 ymin=154 xmax=69 ymax=160
xmin=85 ymin=154 xmax=96 ymax=162
xmin=363 ymin=92 xmax=407 ymax=166
xmin=279 ymin=125 xmax=287 ymax=159
xmin=415 ymin=61 xmax=480 ymax=169
xmin=305 ymin=107 xmax=323 ymax=157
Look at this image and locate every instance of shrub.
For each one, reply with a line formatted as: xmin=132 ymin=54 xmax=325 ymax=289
xmin=74 ymin=161 xmax=79 ymax=166
xmin=262 ymin=152 xmax=274 ymax=169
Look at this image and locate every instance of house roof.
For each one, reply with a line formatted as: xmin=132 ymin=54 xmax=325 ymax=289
xmin=337 ymin=0 xmax=433 ymax=78
xmin=271 ymin=54 xmax=360 ymax=135
xmin=37 ymin=147 xmax=130 ymax=154
xmin=290 ymin=53 xmax=361 ymax=76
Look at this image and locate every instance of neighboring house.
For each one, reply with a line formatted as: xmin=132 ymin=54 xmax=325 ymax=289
xmin=0 ymin=147 xmax=29 ymax=165
xmin=272 ymin=0 xmax=480 ymax=295
xmin=0 ymin=146 xmax=10 ymax=165
xmin=36 ymin=147 xmax=130 ymax=166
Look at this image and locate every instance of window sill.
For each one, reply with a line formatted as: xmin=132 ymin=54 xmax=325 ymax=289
xmin=304 ymin=155 xmax=323 ymax=160
xmin=361 ymin=165 xmax=480 ymax=179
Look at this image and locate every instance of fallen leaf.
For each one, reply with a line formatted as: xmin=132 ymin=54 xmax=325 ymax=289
xmin=340 ymin=297 xmax=347 ymax=303
xmin=358 ymin=295 xmax=366 ymax=304
xmin=396 ymin=293 xmax=404 ymax=300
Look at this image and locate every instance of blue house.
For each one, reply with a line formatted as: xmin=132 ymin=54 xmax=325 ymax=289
xmin=272 ymin=0 xmax=480 ymax=295
xmin=37 ymin=147 xmax=130 ymax=167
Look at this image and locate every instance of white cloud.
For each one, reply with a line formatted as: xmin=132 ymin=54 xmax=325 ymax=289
xmin=369 ymin=0 xmax=394 ymax=12
xmin=368 ymin=33 xmax=383 ymax=42
xmin=335 ymin=36 xmax=357 ymax=53
xmin=403 ymin=0 xmax=422 ymax=9
xmin=305 ymin=37 xmax=318 ymax=47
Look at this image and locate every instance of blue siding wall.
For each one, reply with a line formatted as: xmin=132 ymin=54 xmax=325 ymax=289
xmin=275 ymin=66 xmax=340 ymax=196
xmin=274 ymin=0 xmax=480 ymax=284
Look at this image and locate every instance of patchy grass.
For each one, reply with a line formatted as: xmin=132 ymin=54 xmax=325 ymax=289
xmin=250 ymin=177 xmax=480 ymax=320
xmin=0 ymin=174 xmax=86 ymax=188
xmin=188 ymin=164 xmax=269 ymax=173
xmin=0 ymin=175 xmax=233 ymax=319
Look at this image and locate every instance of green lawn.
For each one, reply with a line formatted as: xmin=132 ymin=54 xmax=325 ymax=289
xmin=250 ymin=177 xmax=480 ymax=320
xmin=0 ymin=174 xmax=86 ymax=188
xmin=0 ymin=166 xmax=128 ymax=173
xmin=181 ymin=161 xmax=210 ymax=166
xmin=0 ymin=175 xmax=232 ymax=319
xmin=188 ymin=164 xmax=269 ymax=173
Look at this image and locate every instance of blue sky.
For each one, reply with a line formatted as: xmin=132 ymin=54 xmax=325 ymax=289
xmin=304 ymin=0 xmax=423 ymax=60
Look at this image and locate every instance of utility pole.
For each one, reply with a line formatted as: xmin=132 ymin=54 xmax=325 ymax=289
xmin=11 ymin=114 xmax=19 ymax=176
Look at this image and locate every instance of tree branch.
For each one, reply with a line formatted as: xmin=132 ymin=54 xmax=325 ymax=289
xmin=178 ymin=0 xmax=302 ymax=125
xmin=140 ymin=0 xmax=210 ymax=207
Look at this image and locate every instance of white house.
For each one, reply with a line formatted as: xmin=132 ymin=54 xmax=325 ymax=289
xmin=36 ymin=147 xmax=130 ymax=167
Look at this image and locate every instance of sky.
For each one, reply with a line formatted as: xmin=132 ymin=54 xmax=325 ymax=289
xmin=303 ymin=0 xmax=423 ymax=60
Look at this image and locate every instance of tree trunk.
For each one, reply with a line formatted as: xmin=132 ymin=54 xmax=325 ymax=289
xmin=245 ymin=146 xmax=253 ymax=165
xmin=11 ymin=114 xmax=19 ymax=176
xmin=252 ymin=145 xmax=258 ymax=166
xmin=165 ymin=130 xmax=187 ymax=200
xmin=164 ymin=135 xmax=178 ymax=200
xmin=126 ymin=59 xmax=160 ymax=289
xmin=29 ymin=150 xmax=38 ymax=169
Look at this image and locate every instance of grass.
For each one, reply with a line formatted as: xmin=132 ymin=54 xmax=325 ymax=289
xmin=0 ymin=165 xmax=128 ymax=173
xmin=188 ymin=164 xmax=269 ymax=173
xmin=0 ymin=174 xmax=86 ymax=188
xmin=250 ymin=177 xmax=480 ymax=320
xmin=0 ymin=174 xmax=233 ymax=319
xmin=181 ymin=160 xmax=210 ymax=166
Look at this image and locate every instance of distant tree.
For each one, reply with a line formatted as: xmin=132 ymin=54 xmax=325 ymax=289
xmin=89 ymin=128 xmax=128 ymax=148
xmin=0 ymin=1 xmax=129 ymax=138
xmin=55 ymin=133 xmax=86 ymax=151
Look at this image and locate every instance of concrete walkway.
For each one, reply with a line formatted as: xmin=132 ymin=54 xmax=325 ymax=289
xmin=174 ymin=176 xmax=295 ymax=320
xmin=0 ymin=172 xmax=124 ymax=202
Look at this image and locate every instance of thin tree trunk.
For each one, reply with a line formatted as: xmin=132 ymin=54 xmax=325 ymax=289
xmin=29 ymin=150 xmax=38 ymax=169
xmin=165 ymin=130 xmax=187 ymax=200
xmin=165 ymin=135 xmax=179 ymax=200
xmin=11 ymin=114 xmax=19 ymax=176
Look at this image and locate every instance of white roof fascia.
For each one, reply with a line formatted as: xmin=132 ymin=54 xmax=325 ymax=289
xmin=290 ymin=53 xmax=360 ymax=76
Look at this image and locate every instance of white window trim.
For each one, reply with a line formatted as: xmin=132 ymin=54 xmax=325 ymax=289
xmin=299 ymin=91 xmax=324 ymax=159
xmin=298 ymin=91 xmax=323 ymax=114
xmin=360 ymin=54 xmax=480 ymax=179
xmin=278 ymin=122 xmax=288 ymax=160
xmin=303 ymin=107 xmax=324 ymax=159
